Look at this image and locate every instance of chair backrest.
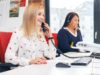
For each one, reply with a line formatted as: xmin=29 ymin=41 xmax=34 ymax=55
xmin=0 ymin=32 xmax=12 ymax=63
xmin=52 ymin=33 xmax=58 ymax=47
xmin=45 ymin=33 xmax=58 ymax=47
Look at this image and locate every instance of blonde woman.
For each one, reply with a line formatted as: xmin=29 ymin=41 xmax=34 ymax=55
xmin=5 ymin=5 xmax=56 ymax=66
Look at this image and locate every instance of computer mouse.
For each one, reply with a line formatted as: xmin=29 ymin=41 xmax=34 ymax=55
xmin=84 ymin=50 xmax=90 ymax=53
xmin=56 ymin=62 xmax=71 ymax=68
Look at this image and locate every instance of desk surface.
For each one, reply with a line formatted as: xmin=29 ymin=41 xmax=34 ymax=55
xmin=1 ymin=55 xmax=100 ymax=75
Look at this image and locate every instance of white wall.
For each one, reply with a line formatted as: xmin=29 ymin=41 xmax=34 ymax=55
xmin=0 ymin=0 xmax=28 ymax=32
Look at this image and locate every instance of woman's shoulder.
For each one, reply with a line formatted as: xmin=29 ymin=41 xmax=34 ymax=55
xmin=58 ymin=28 xmax=68 ymax=34
xmin=58 ymin=28 xmax=65 ymax=32
xmin=58 ymin=28 xmax=69 ymax=37
xmin=12 ymin=28 xmax=23 ymax=37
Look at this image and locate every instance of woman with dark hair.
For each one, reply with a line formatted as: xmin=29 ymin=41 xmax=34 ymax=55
xmin=58 ymin=12 xmax=83 ymax=53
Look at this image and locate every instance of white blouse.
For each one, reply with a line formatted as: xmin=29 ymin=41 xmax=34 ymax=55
xmin=5 ymin=29 xmax=56 ymax=66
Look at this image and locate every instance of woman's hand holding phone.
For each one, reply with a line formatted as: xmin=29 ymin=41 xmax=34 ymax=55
xmin=42 ymin=23 xmax=53 ymax=38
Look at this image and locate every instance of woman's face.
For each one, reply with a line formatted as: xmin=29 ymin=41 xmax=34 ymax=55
xmin=36 ymin=9 xmax=45 ymax=27
xmin=69 ymin=15 xmax=79 ymax=30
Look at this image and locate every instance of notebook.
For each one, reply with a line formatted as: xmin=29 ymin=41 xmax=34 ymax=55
xmin=71 ymin=57 xmax=92 ymax=66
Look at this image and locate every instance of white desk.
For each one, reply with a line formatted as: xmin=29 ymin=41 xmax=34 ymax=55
xmin=0 ymin=55 xmax=100 ymax=75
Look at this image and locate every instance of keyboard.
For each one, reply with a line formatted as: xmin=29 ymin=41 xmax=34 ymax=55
xmin=90 ymin=52 xmax=100 ymax=59
xmin=71 ymin=57 xmax=92 ymax=66
xmin=0 ymin=63 xmax=18 ymax=67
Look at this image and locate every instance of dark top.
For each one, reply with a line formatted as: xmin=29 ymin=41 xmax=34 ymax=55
xmin=58 ymin=28 xmax=82 ymax=53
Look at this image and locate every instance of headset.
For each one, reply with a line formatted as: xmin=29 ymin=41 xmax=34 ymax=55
xmin=63 ymin=13 xmax=74 ymax=27
xmin=66 ymin=14 xmax=72 ymax=23
xmin=65 ymin=12 xmax=80 ymax=28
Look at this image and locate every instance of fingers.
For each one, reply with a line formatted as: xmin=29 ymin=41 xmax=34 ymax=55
xmin=40 ymin=57 xmax=47 ymax=60
xmin=30 ymin=57 xmax=47 ymax=64
xmin=42 ymin=22 xmax=52 ymax=38
xmin=44 ymin=23 xmax=50 ymax=30
xmin=34 ymin=57 xmax=47 ymax=64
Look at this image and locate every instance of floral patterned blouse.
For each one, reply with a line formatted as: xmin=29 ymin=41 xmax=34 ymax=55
xmin=5 ymin=29 xmax=56 ymax=66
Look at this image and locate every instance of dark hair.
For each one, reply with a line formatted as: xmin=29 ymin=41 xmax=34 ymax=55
xmin=62 ymin=12 xmax=79 ymax=27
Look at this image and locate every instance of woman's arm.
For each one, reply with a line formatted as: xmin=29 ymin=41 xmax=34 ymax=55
xmin=41 ymin=23 xmax=56 ymax=59
xmin=42 ymin=39 xmax=56 ymax=59
xmin=5 ymin=30 xmax=30 ymax=66
xmin=43 ymin=35 xmax=56 ymax=59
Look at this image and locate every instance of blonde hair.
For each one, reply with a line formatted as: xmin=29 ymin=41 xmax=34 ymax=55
xmin=21 ymin=5 xmax=44 ymax=38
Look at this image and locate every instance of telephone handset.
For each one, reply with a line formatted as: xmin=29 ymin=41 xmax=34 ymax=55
xmin=41 ymin=22 xmax=47 ymax=32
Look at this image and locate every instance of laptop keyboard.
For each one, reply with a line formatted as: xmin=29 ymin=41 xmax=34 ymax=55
xmin=71 ymin=57 xmax=92 ymax=66
xmin=90 ymin=52 xmax=100 ymax=59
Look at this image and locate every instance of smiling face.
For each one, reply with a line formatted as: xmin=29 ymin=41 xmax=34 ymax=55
xmin=22 ymin=5 xmax=45 ymax=37
xmin=69 ymin=15 xmax=79 ymax=30
xmin=36 ymin=8 xmax=45 ymax=27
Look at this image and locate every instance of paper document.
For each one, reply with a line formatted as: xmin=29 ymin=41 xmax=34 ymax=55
xmin=76 ymin=42 xmax=100 ymax=53
xmin=64 ymin=52 xmax=92 ymax=58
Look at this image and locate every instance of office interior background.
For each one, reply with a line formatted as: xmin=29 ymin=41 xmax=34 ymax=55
xmin=0 ymin=0 xmax=100 ymax=43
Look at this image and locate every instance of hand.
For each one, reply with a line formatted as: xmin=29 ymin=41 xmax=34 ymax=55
xmin=79 ymin=49 xmax=90 ymax=53
xmin=29 ymin=57 xmax=47 ymax=64
xmin=43 ymin=23 xmax=53 ymax=38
